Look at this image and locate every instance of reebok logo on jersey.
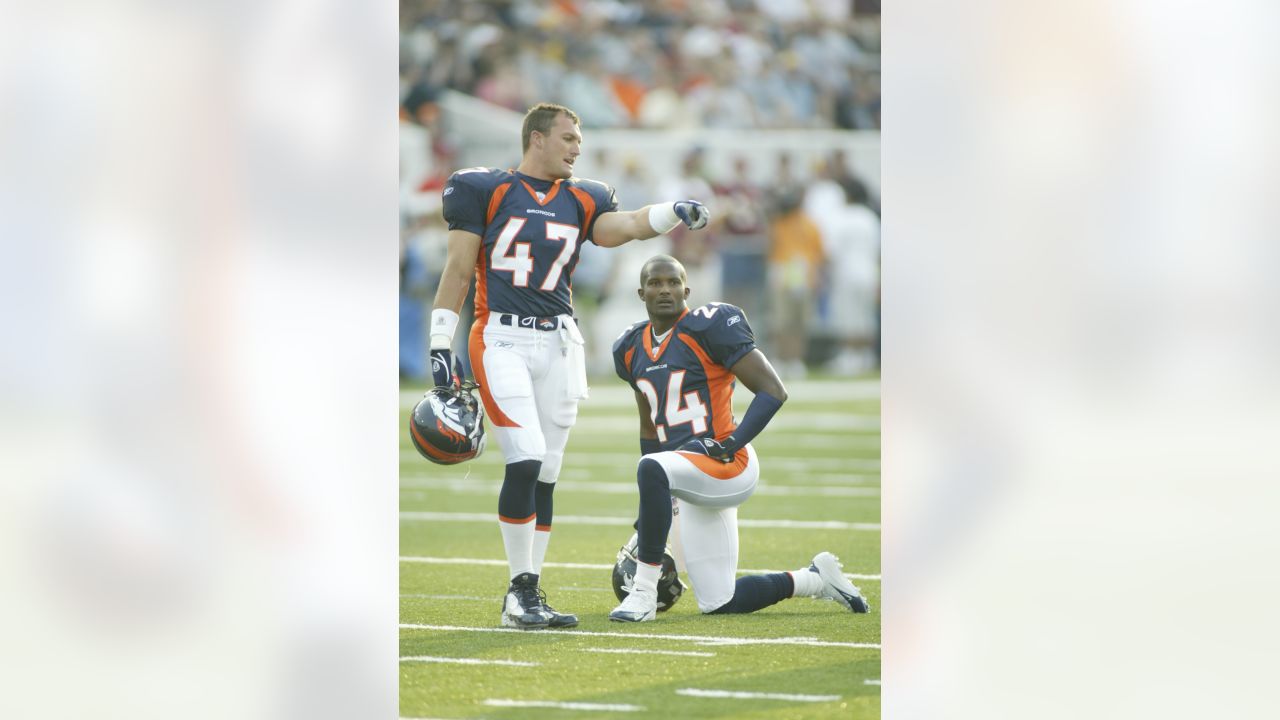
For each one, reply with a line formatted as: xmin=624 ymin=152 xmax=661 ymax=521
xmin=525 ymin=208 xmax=556 ymax=217
xmin=443 ymin=186 xmax=454 ymax=196
xmin=726 ymin=315 xmax=741 ymax=326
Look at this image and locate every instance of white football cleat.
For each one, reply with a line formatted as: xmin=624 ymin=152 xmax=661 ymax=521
xmin=810 ymin=552 xmax=870 ymax=613
xmin=609 ymin=587 xmax=658 ymax=623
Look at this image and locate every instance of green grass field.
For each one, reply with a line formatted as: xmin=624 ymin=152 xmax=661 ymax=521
xmin=400 ymin=376 xmax=881 ymax=719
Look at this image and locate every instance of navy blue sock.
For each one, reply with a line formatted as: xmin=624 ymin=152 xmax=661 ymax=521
xmin=635 ymin=457 xmax=672 ymax=565
xmin=534 ymin=480 xmax=554 ymax=528
xmin=709 ymin=573 xmax=795 ymax=614
xmin=497 ymin=459 xmax=541 ymax=521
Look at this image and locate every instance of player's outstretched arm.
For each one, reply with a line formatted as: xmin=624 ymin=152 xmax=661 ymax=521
xmin=593 ymin=201 xmax=711 ymax=248
xmin=428 ymin=229 xmax=481 ymax=387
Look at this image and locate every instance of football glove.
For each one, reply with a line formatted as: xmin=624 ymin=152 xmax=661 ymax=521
xmin=679 ymin=436 xmax=737 ymax=464
xmin=430 ymin=348 xmax=460 ymax=389
xmin=674 ymin=200 xmax=710 ymax=230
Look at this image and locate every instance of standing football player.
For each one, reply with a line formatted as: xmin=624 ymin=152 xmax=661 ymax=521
xmin=430 ymin=103 xmax=710 ymax=629
xmin=609 ymin=255 xmax=870 ymax=622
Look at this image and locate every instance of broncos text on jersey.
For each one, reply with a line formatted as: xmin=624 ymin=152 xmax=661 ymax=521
xmin=612 ymin=303 xmax=757 ymax=451
xmin=442 ymin=167 xmax=619 ymax=318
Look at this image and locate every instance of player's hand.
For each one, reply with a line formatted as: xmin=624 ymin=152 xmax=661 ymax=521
xmin=430 ymin=348 xmax=459 ymax=389
xmin=679 ymin=436 xmax=736 ymax=463
xmin=674 ymin=200 xmax=710 ymax=230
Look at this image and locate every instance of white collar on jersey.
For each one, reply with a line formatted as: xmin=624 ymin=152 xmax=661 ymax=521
xmin=650 ymin=326 xmax=673 ymax=345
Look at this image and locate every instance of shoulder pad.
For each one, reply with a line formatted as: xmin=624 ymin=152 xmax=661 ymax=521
xmin=611 ymin=320 xmax=647 ymax=355
xmin=677 ymin=303 xmax=748 ymax=333
xmin=567 ymin=176 xmax=617 ymax=204
xmin=446 ymin=166 xmax=510 ymax=192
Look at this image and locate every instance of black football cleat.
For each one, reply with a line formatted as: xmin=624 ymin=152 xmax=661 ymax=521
xmin=538 ymin=594 xmax=579 ymax=628
xmin=501 ymin=572 xmax=550 ymax=629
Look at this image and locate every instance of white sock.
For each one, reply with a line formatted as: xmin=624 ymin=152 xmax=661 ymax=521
xmin=531 ymin=528 xmax=551 ymax=576
xmin=633 ymin=560 xmax=662 ymax=595
xmin=789 ymin=567 xmax=824 ymax=597
xmin=498 ymin=519 xmax=535 ymax=580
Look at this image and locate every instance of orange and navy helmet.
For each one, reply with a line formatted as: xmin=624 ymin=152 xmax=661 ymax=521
xmin=409 ymin=383 xmax=487 ymax=465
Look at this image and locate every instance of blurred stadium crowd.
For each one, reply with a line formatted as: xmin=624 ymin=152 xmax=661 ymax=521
xmin=400 ymin=0 xmax=881 ymax=382
xmin=400 ymin=0 xmax=881 ymax=130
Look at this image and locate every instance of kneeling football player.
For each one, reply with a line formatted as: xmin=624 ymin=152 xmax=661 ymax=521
xmin=608 ymin=255 xmax=870 ymax=622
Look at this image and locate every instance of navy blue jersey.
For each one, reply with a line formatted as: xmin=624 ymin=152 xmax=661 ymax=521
xmin=612 ymin=303 xmax=757 ymax=450
xmin=442 ymin=167 xmax=618 ymax=318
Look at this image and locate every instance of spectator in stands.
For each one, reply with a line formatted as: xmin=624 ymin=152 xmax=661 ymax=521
xmin=767 ymin=187 xmax=825 ymax=379
xmin=821 ymin=179 xmax=881 ymax=375
xmin=400 ymin=0 xmax=880 ymax=132
xmin=712 ymin=156 xmax=769 ymax=328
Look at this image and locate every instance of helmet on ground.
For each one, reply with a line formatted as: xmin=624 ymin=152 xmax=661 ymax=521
xmin=611 ymin=533 xmax=684 ymax=611
xmin=409 ymin=381 xmax=486 ymax=465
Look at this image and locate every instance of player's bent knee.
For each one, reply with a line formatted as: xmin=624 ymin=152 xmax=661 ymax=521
xmin=637 ymin=457 xmax=668 ymax=489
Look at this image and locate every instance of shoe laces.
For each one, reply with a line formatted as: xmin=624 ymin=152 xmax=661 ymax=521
xmin=513 ymin=582 xmax=544 ymax=610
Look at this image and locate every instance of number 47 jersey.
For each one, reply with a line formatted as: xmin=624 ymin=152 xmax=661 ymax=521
xmin=442 ymin=167 xmax=619 ymax=318
xmin=612 ymin=303 xmax=757 ymax=452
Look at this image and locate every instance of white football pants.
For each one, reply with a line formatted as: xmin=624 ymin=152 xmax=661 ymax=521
xmin=468 ymin=313 xmax=588 ymax=483
xmin=648 ymin=444 xmax=759 ymax=612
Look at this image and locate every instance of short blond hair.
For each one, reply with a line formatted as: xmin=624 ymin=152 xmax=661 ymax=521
xmin=522 ymin=102 xmax=580 ymax=154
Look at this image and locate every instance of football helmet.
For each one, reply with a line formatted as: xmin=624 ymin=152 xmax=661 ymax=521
xmin=611 ymin=533 xmax=684 ymax=612
xmin=408 ymin=381 xmax=486 ymax=465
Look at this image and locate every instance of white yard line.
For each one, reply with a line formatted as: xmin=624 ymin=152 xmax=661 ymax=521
xmin=864 ymin=679 xmax=881 ymax=686
xmin=400 ymin=593 xmax=491 ymax=600
xmin=401 ymin=480 xmax=878 ymax=498
xmin=401 ymin=623 xmax=880 ymax=650
xmin=580 ymin=648 xmax=715 ymax=658
xmin=400 ymin=656 xmax=538 ymax=667
xmin=483 ymin=699 xmax=643 ymax=712
xmin=399 ymin=555 xmax=881 ymax=581
xmin=400 ymin=511 xmax=879 ymax=531
xmin=676 ymin=688 xmax=841 ymax=702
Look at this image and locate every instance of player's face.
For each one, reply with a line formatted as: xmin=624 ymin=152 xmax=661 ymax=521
xmin=536 ymin=113 xmax=582 ymax=179
xmin=638 ymin=262 xmax=690 ymax=321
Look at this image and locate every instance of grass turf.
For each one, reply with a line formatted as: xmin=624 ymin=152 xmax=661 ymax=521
xmin=401 ymin=376 xmax=880 ymax=719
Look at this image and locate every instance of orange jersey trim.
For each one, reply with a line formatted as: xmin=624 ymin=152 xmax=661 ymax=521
xmin=535 ymin=524 xmax=551 ymax=532
xmin=520 ymin=178 xmax=562 ymax=206
xmin=676 ymin=447 xmax=750 ymax=479
xmin=677 ymin=332 xmax=736 ymax=441
xmin=499 ymin=512 xmax=536 ymax=524
xmin=469 ymin=316 xmax=521 ymax=428
xmin=567 ymin=186 xmax=597 ymax=238
xmin=642 ymin=309 xmax=689 ymax=362
xmin=474 ymin=183 xmax=511 ymax=317
xmin=485 ymin=181 xmax=513 ymax=225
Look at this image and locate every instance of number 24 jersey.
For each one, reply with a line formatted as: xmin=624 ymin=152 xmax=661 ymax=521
xmin=612 ymin=303 xmax=757 ymax=452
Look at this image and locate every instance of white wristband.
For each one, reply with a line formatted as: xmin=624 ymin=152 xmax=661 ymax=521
xmin=430 ymin=308 xmax=459 ymax=350
xmin=647 ymin=202 xmax=681 ymax=234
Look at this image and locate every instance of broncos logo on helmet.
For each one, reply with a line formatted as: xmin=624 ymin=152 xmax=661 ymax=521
xmin=409 ymin=382 xmax=486 ymax=465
